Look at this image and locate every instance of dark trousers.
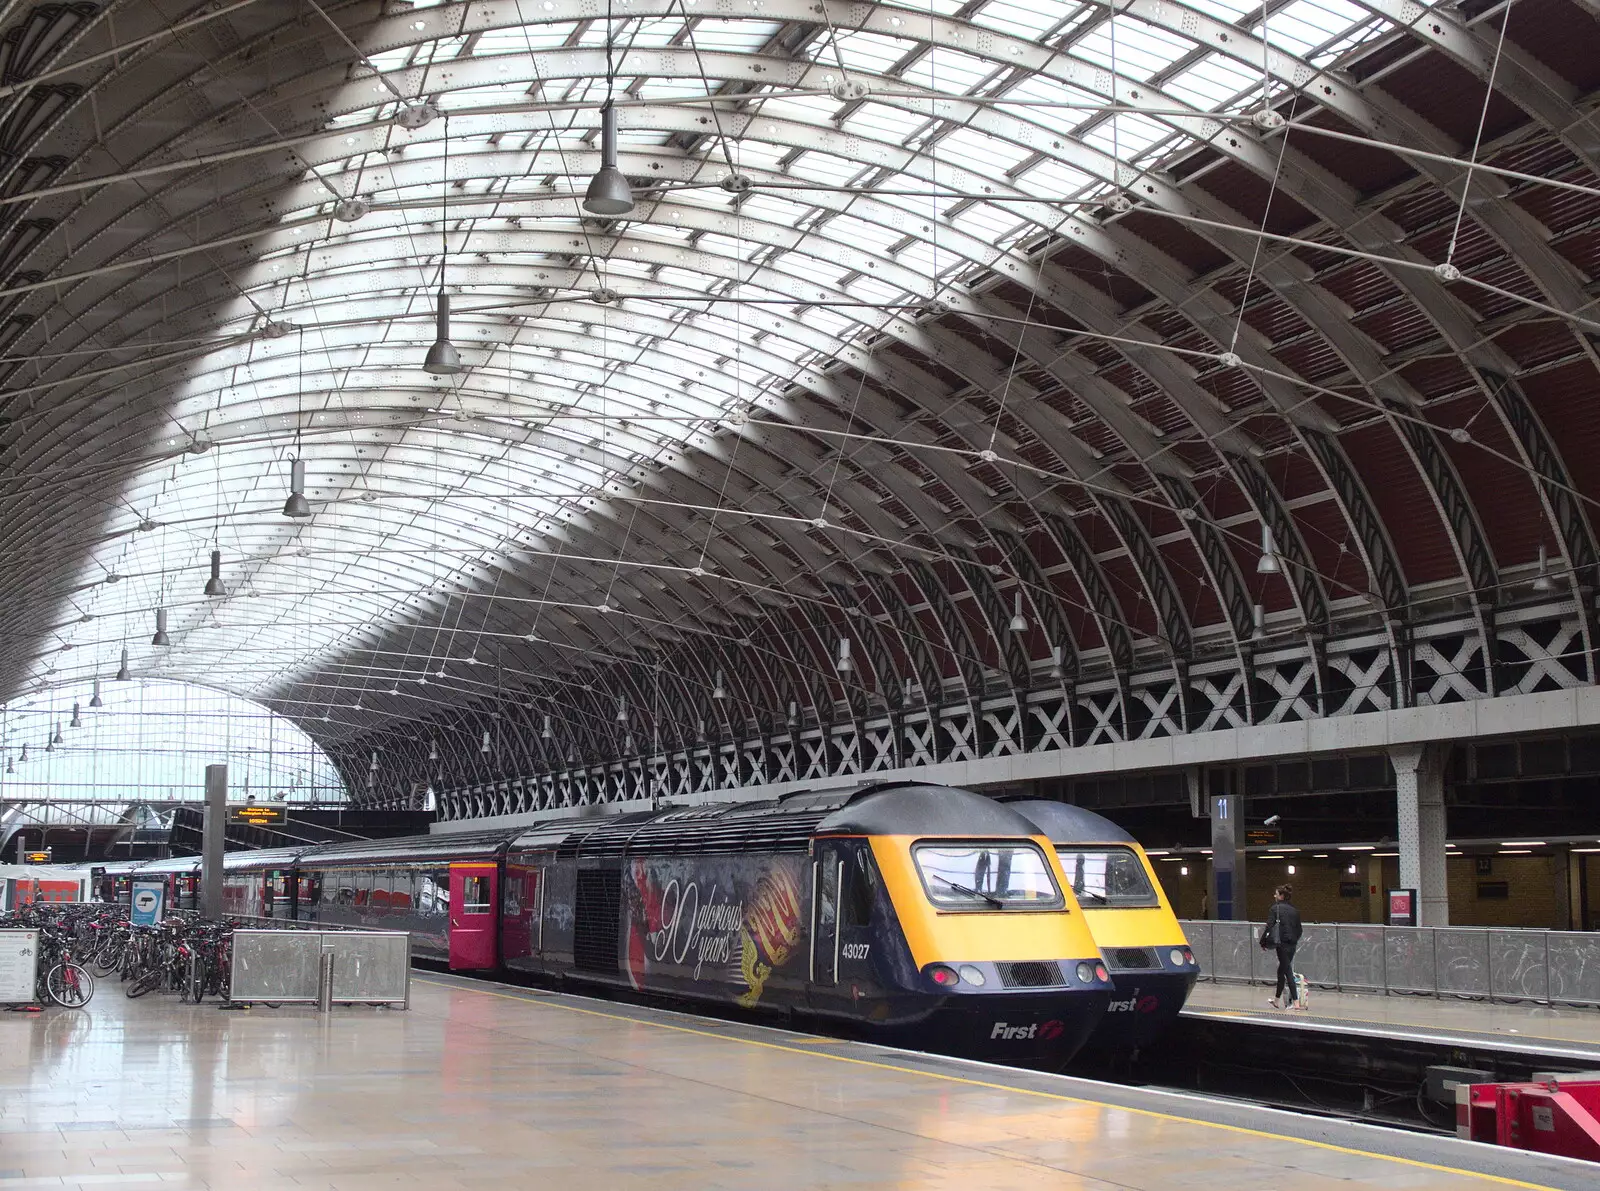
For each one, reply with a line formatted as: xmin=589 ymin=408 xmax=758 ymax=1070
xmin=1274 ymin=941 xmax=1299 ymax=1001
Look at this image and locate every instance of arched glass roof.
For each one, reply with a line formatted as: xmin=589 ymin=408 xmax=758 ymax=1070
xmin=2 ymin=0 xmax=1597 ymax=791
xmin=0 ymin=680 xmax=347 ymax=804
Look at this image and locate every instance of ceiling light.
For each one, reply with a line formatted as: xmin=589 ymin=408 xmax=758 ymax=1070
xmin=204 ymin=548 xmax=227 ymax=598
xmin=424 ymin=290 xmax=464 ymax=375
xmin=3 ymin=756 xmax=10 ymax=775
xmin=1048 ymin=644 xmax=1064 ymax=680
xmin=712 ymin=669 xmax=726 ymax=700
xmin=369 ymin=750 xmax=380 ymax=772
xmin=1533 ymin=543 xmax=1556 ymax=593
xmin=151 ymin=608 xmax=170 ymax=647
xmin=1257 ymin=524 xmax=1281 ymax=574
xmin=69 ymin=702 xmax=81 ymax=728
xmin=89 ymin=679 xmax=102 ymax=709
xmin=116 ymin=649 xmax=131 ymax=681
xmin=1008 ymin=592 xmax=1028 ymax=633
xmin=787 ymin=701 xmax=799 ymax=729
xmin=283 ymin=458 xmax=311 ymax=518
xmin=583 ymin=102 xmax=633 ymax=216
xmin=541 ymin=716 xmax=552 ymax=740
xmin=1251 ymin=603 xmax=1265 ymax=641
xmin=17 ymin=744 xmax=26 ymax=763
xmin=480 ymin=730 xmax=492 ymax=754
xmin=836 ymin=637 xmax=852 ymax=673
xmin=615 ymin=697 xmax=628 ymax=724
xmin=429 ymin=739 xmax=439 ymax=760
xmin=51 ymin=722 xmax=63 ymax=745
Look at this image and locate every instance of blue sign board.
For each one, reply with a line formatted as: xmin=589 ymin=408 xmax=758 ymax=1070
xmin=130 ymin=879 xmax=166 ymax=927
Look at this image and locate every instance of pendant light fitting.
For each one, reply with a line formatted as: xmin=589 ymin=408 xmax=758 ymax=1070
xmin=1532 ymin=543 xmax=1556 ymax=593
xmin=1008 ymin=592 xmax=1028 ymax=633
xmin=89 ymin=678 xmax=103 ymax=708
xmin=69 ymin=703 xmax=82 ymax=728
xmin=284 ymin=457 xmax=311 ymax=518
xmin=423 ymin=110 xmax=465 ymax=375
xmin=204 ymin=548 xmax=227 ymax=598
xmin=152 ymin=608 xmax=170 ymax=647
xmin=117 ymin=648 xmax=131 ymax=681
xmin=1257 ymin=524 xmax=1281 ymax=575
xmin=51 ymin=721 xmax=63 ymax=745
xmin=583 ymin=102 xmax=634 ymax=216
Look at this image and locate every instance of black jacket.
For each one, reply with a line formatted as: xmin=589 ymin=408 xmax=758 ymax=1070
xmin=1263 ymin=900 xmax=1302 ymax=947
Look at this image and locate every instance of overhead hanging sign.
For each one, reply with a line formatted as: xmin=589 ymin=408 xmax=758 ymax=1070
xmin=1245 ymin=827 xmax=1282 ymax=848
xmin=0 ymin=930 xmax=38 ymax=1002
xmin=22 ymin=851 xmax=51 ymax=864
xmin=226 ymin=802 xmax=287 ymax=827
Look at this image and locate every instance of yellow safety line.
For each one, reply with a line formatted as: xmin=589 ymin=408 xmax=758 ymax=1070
xmin=414 ymin=977 xmax=1555 ymax=1189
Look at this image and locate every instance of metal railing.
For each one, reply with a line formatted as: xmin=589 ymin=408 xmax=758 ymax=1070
xmin=228 ymin=928 xmax=410 ymax=1009
xmin=1180 ymin=920 xmax=1600 ymax=1008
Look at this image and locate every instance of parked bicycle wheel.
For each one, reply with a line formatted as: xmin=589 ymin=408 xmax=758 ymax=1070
xmin=46 ymin=963 xmax=94 ymax=1008
xmin=90 ymin=942 xmax=124 ymax=979
xmin=125 ymin=969 xmax=160 ymax=999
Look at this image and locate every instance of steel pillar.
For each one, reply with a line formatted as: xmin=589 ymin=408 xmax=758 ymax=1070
xmin=1391 ymin=744 xmax=1449 ymax=926
xmin=1209 ymin=785 xmax=1247 ymax=921
xmin=202 ymin=764 xmax=227 ymax=921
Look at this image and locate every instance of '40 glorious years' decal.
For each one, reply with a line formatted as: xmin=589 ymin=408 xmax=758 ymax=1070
xmin=623 ymin=855 xmax=807 ymax=1005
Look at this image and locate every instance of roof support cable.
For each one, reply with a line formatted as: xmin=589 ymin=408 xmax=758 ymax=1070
xmin=1443 ymin=0 xmax=1514 ymax=274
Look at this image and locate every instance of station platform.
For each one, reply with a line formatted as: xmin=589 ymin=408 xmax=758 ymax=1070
xmin=1186 ymin=982 xmax=1600 ymax=1065
xmin=3 ymin=974 xmax=1596 ymax=1190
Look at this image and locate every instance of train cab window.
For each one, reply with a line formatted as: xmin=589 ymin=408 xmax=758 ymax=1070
xmin=1055 ymin=847 xmax=1159 ymax=908
xmin=912 ymin=842 xmax=1063 ymax=911
xmin=842 ymin=849 xmax=878 ymax=927
xmin=462 ymin=875 xmax=491 ymax=915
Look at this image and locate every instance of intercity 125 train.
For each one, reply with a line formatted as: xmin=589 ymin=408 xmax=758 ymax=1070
xmin=1009 ymin=800 xmax=1197 ymax=1050
xmin=99 ymin=782 xmax=1199 ymax=1063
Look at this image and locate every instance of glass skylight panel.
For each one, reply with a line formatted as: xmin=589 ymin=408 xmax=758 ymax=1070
xmin=688 ymin=18 xmax=785 ymax=52
xmin=1163 ymin=52 xmax=1266 ymax=112
xmin=897 ymin=47 xmax=995 ymax=94
xmin=817 ymin=30 xmax=919 ymax=76
xmin=1183 ymin=0 xmax=1260 ymax=21
xmin=1082 ymin=111 xmax=1171 ymax=163
xmin=970 ymin=0 xmax=1071 ymax=41
xmin=1072 ymin=17 xmax=1197 ymax=84
xmin=842 ymin=101 xmax=932 ymax=145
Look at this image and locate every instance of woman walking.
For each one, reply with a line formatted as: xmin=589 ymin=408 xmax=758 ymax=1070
xmin=1262 ymin=884 xmax=1304 ymax=1010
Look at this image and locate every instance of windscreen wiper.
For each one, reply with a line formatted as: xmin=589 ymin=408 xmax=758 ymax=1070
xmin=1074 ymin=888 xmax=1108 ymax=904
xmin=935 ymin=875 xmax=1003 ymax=908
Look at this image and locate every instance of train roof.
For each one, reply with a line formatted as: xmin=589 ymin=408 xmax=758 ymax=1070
xmin=294 ymin=827 xmax=524 ymax=867
xmin=1005 ymin=800 xmax=1138 ymax=846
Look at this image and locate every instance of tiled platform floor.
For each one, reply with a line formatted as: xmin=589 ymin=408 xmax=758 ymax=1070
xmin=1186 ymin=980 xmax=1600 ymax=1058
xmin=1 ymin=974 xmax=1588 ymax=1190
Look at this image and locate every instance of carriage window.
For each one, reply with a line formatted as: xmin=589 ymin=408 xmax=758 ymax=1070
xmin=1055 ymin=847 xmax=1159 ymax=908
xmin=842 ymin=849 xmax=878 ymax=927
xmin=462 ymin=875 xmax=491 ymax=915
xmin=912 ymin=842 xmax=1063 ymax=910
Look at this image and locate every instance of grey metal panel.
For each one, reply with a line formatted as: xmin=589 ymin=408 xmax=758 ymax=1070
xmin=1210 ymin=921 xmax=1256 ymax=983
xmin=1294 ymin=924 xmax=1337 ymax=988
xmin=1384 ymin=927 xmax=1437 ymax=994
xmin=326 ymin=933 xmax=410 ymax=1004
xmin=1334 ymin=925 xmax=1386 ymax=991
xmin=229 ymin=930 xmax=321 ymax=1002
xmin=1435 ymin=929 xmax=1491 ymax=999
xmin=1488 ymin=930 xmax=1548 ymax=1002
xmin=1547 ymin=933 xmax=1600 ymax=1007
xmin=1178 ymin=920 xmax=1212 ymax=977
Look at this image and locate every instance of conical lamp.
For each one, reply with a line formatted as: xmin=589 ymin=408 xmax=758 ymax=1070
xmin=117 ymin=648 xmax=131 ymax=681
xmin=51 ymin=721 xmax=63 ymax=745
xmin=423 ymin=290 xmax=463 ymax=375
xmin=18 ymin=743 xmax=27 ymax=763
xmin=204 ymin=549 xmax=227 ymax=597
xmin=69 ymin=702 xmax=82 ymax=728
xmin=284 ymin=457 xmax=311 ymax=518
xmin=583 ymin=102 xmax=634 ymax=216
xmin=89 ymin=678 xmax=103 ymax=709
xmin=151 ymin=608 xmax=170 ymax=647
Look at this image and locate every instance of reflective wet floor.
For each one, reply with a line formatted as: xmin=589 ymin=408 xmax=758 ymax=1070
xmin=0 ymin=974 xmax=1583 ymax=1189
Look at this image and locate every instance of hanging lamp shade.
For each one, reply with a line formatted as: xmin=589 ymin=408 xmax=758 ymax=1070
xmin=89 ymin=678 xmax=103 ymax=708
xmin=4 ymin=756 xmax=11 ymax=775
xmin=151 ymin=608 xmax=170 ymax=647
xmin=117 ymin=648 xmax=131 ymax=682
xmin=480 ymin=729 xmax=492 ymax=753
xmin=369 ymin=750 xmax=380 ymax=772
xmin=70 ymin=702 xmax=82 ymax=728
xmin=51 ymin=721 xmax=63 ymax=745
xmin=1532 ymin=543 xmax=1556 ymax=593
xmin=541 ymin=715 xmax=553 ymax=740
xmin=423 ymin=290 xmax=464 ymax=375
xmin=284 ymin=457 xmax=311 ymax=519
xmin=204 ymin=548 xmax=227 ymax=598
xmin=1256 ymin=524 xmax=1281 ymax=575
xmin=1008 ymin=592 xmax=1028 ymax=633
xmin=583 ymin=102 xmax=634 ymax=216
xmin=18 ymin=743 xmax=27 ymax=763
xmin=428 ymin=739 xmax=439 ymax=761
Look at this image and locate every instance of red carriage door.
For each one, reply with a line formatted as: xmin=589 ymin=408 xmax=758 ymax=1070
xmin=448 ymin=863 xmax=499 ymax=970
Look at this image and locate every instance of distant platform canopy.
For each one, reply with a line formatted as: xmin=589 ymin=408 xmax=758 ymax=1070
xmin=0 ymin=680 xmax=348 ymax=806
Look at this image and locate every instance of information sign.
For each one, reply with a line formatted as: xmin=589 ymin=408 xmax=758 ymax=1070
xmin=1387 ymin=888 xmax=1417 ymax=927
xmin=22 ymin=851 xmax=50 ymax=863
xmin=0 ymin=929 xmax=39 ymax=1002
xmin=226 ymin=802 xmax=287 ymax=827
xmin=1245 ymin=828 xmax=1282 ymax=848
xmin=130 ymin=879 xmax=167 ymax=927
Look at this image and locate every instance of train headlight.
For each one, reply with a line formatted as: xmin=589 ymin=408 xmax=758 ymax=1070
xmin=1169 ymin=948 xmax=1186 ymax=967
xmin=1075 ymin=962 xmax=1094 ymax=983
xmin=957 ymin=964 xmax=986 ymax=986
xmin=928 ymin=964 xmax=960 ymax=987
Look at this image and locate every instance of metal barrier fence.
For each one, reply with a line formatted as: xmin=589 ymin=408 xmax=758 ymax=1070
xmin=229 ymin=929 xmax=411 ymax=1008
xmin=1179 ymin=920 xmax=1600 ymax=1007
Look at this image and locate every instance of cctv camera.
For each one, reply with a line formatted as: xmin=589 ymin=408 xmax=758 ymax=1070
xmin=1263 ymin=814 xmax=1281 ymax=826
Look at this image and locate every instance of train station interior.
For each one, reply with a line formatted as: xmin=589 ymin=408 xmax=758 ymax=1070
xmin=4 ymin=0 xmax=1600 ymax=1187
